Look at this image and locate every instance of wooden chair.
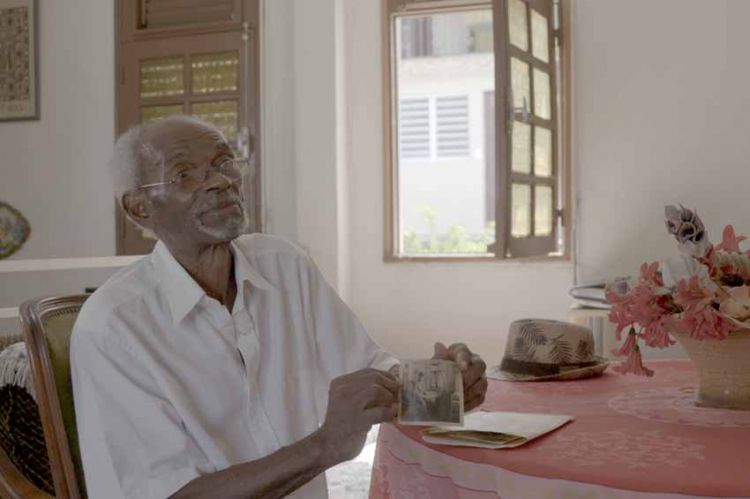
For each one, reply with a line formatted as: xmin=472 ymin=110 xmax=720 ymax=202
xmin=0 ymin=295 xmax=90 ymax=499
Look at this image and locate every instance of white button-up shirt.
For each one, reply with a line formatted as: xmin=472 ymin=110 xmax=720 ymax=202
xmin=71 ymin=234 xmax=396 ymax=499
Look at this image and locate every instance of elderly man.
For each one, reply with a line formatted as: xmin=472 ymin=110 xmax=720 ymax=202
xmin=71 ymin=115 xmax=487 ymax=499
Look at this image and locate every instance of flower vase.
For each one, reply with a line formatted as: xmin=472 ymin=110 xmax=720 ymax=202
xmin=673 ymin=331 xmax=750 ymax=410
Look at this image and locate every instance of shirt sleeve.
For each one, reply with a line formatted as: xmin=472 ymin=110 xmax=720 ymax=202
xmin=71 ymin=329 xmax=213 ymax=499
xmin=301 ymin=254 xmax=399 ymax=382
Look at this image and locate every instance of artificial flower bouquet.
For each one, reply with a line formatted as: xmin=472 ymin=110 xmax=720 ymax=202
xmin=607 ymin=205 xmax=750 ymax=376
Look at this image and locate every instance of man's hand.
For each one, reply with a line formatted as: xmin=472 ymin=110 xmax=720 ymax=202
xmin=433 ymin=342 xmax=487 ymax=411
xmin=316 ymin=369 xmax=400 ymax=466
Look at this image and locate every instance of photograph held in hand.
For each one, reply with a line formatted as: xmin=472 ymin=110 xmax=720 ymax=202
xmin=399 ymin=359 xmax=464 ymax=426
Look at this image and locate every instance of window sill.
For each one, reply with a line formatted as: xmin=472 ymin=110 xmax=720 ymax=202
xmin=383 ymin=253 xmax=571 ymax=264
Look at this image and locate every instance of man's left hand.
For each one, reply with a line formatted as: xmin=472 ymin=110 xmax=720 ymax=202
xmin=433 ymin=342 xmax=487 ymax=412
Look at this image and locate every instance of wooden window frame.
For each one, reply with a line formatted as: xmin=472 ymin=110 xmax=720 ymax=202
xmin=382 ymin=0 xmax=572 ymax=262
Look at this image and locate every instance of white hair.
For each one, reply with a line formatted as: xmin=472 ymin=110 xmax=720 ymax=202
xmin=110 ymin=123 xmax=149 ymax=207
xmin=109 ymin=115 xmax=216 ymax=207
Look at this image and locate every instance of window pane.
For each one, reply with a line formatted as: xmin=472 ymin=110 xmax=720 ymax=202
xmin=395 ymin=10 xmax=495 ymax=254
xmin=140 ymin=57 xmax=185 ymax=98
xmin=511 ymin=57 xmax=530 ymax=112
xmin=534 ymin=126 xmax=552 ymax=176
xmin=531 ymin=10 xmax=549 ymax=63
xmin=141 ymin=104 xmax=184 ymax=123
xmin=191 ymin=100 xmax=238 ymax=141
xmin=511 ymin=183 xmax=531 ymax=238
xmin=508 ymin=0 xmax=528 ymax=51
xmin=191 ymin=51 xmax=239 ymax=95
xmin=399 ymin=10 xmax=494 ymax=59
xmin=512 ymin=121 xmax=531 ymax=173
xmin=533 ymin=68 xmax=551 ymax=119
xmin=535 ymin=185 xmax=553 ymax=236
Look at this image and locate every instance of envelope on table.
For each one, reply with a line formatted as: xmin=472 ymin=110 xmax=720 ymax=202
xmin=421 ymin=411 xmax=573 ymax=449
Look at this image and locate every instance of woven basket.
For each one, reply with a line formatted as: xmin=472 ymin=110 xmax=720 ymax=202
xmin=674 ymin=331 xmax=750 ymax=410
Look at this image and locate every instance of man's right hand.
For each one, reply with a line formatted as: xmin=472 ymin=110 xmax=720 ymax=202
xmin=316 ymin=368 xmax=400 ymax=466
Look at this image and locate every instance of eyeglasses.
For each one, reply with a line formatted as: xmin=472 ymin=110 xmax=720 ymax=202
xmin=137 ymin=157 xmax=252 ymax=191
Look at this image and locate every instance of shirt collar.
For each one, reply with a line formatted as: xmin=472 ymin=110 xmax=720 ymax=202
xmin=153 ymin=241 xmax=206 ymax=325
xmin=231 ymin=239 xmax=277 ymax=296
xmin=153 ymin=239 xmax=277 ymax=325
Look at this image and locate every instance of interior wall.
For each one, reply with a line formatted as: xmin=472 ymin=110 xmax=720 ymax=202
xmin=340 ymin=0 xmax=574 ymax=365
xmin=574 ymin=0 xmax=750 ymax=284
xmin=0 ymin=0 xmax=115 ymax=260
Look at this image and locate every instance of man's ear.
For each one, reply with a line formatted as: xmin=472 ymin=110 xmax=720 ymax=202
xmin=122 ymin=191 xmax=153 ymax=228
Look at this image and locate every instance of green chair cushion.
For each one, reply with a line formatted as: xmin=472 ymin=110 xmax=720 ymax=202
xmin=45 ymin=312 xmax=87 ymax=497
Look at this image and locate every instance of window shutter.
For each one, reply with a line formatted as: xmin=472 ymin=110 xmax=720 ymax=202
xmin=140 ymin=0 xmax=239 ymax=29
xmin=436 ymin=96 xmax=469 ymax=158
xmin=399 ymin=98 xmax=431 ymax=159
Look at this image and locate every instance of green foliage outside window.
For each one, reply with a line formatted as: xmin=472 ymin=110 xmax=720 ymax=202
xmin=403 ymin=205 xmax=495 ymax=254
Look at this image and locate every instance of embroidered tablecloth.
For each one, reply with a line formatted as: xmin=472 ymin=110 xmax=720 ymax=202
xmin=370 ymin=360 xmax=750 ymax=498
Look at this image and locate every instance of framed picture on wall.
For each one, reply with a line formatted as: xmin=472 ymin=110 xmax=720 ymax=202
xmin=0 ymin=0 xmax=38 ymax=121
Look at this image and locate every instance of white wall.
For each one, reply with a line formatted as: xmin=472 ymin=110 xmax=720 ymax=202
xmin=0 ymin=0 xmax=115 ymax=260
xmin=574 ymin=0 xmax=750 ymax=284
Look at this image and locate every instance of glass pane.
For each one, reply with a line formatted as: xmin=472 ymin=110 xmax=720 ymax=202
xmin=535 ymin=185 xmax=553 ymax=236
xmin=511 ymin=183 xmax=531 ymax=238
xmin=512 ymin=121 xmax=531 ymax=173
xmin=531 ymin=10 xmax=549 ymax=63
xmin=191 ymin=100 xmax=238 ymax=141
xmin=534 ymin=126 xmax=552 ymax=176
xmin=395 ymin=10 xmax=496 ymax=255
xmin=533 ymin=68 xmax=551 ymax=119
xmin=508 ymin=0 xmax=528 ymax=51
xmin=511 ymin=57 xmax=530 ymax=112
xmin=140 ymin=57 xmax=185 ymax=99
xmin=191 ymin=51 xmax=240 ymax=95
xmin=140 ymin=104 xmax=184 ymax=124
xmin=399 ymin=10 xmax=494 ymax=59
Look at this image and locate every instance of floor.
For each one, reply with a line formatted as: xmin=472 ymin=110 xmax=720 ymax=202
xmin=326 ymin=425 xmax=379 ymax=499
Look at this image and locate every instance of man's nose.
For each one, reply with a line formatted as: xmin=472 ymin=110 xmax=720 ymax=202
xmin=203 ymin=169 xmax=234 ymax=193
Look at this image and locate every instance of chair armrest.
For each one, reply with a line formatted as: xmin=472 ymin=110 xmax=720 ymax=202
xmin=0 ymin=444 xmax=53 ymax=499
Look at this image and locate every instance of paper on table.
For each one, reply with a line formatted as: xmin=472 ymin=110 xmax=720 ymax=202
xmin=421 ymin=411 xmax=573 ymax=449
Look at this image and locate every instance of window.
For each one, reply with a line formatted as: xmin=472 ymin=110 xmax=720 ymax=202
xmin=384 ymin=0 xmax=569 ymax=260
xmin=115 ymin=0 xmax=261 ymax=255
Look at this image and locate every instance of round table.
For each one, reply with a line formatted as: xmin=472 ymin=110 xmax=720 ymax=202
xmin=369 ymin=360 xmax=750 ymax=498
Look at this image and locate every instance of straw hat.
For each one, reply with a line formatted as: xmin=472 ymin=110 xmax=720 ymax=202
xmin=488 ymin=319 xmax=609 ymax=382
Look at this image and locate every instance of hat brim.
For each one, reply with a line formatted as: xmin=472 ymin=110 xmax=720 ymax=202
xmin=488 ymin=357 xmax=609 ymax=382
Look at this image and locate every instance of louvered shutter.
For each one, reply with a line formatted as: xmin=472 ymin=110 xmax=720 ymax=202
xmin=436 ymin=96 xmax=469 ymax=158
xmin=399 ymin=98 xmax=430 ymax=160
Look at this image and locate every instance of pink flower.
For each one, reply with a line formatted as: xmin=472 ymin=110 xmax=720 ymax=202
xmin=716 ymin=225 xmax=747 ymax=253
xmin=612 ymin=328 xmax=638 ymax=357
xmin=639 ymin=262 xmax=664 ymax=286
xmin=640 ymin=319 xmax=676 ymax=349
xmin=613 ymin=345 xmax=654 ymax=377
xmin=674 ymin=276 xmax=713 ymax=309
xmin=675 ymin=307 xmax=735 ymax=341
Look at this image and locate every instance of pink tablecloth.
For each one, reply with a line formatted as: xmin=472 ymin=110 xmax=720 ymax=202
xmin=370 ymin=360 xmax=750 ymax=498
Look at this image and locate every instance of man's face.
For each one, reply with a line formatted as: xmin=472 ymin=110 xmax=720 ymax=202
xmin=133 ymin=118 xmax=249 ymax=246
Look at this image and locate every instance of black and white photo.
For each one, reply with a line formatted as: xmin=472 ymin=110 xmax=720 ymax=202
xmin=399 ymin=359 xmax=464 ymax=426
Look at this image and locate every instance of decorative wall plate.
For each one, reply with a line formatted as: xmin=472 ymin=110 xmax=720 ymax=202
xmin=0 ymin=200 xmax=30 ymax=259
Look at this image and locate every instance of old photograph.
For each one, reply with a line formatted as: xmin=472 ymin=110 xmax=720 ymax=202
xmin=399 ymin=359 xmax=464 ymax=426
